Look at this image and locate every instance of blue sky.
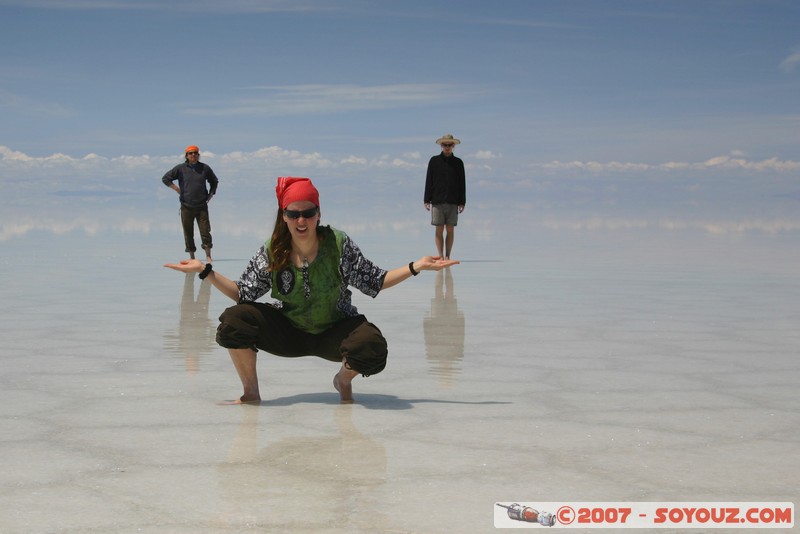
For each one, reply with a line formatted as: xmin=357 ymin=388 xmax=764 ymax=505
xmin=1 ymin=0 xmax=799 ymax=245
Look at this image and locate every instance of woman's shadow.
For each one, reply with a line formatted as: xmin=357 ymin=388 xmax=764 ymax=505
xmin=256 ymin=392 xmax=508 ymax=410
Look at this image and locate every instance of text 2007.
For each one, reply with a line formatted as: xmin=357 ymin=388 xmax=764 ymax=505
xmin=578 ymin=507 xmax=632 ymax=524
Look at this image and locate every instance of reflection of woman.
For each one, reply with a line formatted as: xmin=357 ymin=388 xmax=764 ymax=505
xmin=165 ymin=177 xmax=458 ymax=404
xmin=218 ymin=406 xmax=388 ymax=529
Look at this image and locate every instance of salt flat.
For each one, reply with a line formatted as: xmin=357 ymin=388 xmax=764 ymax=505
xmin=0 ymin=228 xmax=797 ymax=533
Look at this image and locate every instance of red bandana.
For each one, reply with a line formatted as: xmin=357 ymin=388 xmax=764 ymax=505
xmin=276 ymin=177 xmax=320 ymax=209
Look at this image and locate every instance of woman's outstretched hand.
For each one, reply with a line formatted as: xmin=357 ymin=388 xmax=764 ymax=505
xmin=163 ymin=258 xmax=204 ymax=273
xmin=416 ymin=256 xmax=460 ymax=272
xmin=380 ymin=255 xmax=460 ymax=290
xmin=164 ymin=258 xmax=241 ymax=302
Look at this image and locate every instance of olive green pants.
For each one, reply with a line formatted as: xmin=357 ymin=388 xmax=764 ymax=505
xmin=179 ymin=204 xmax=212 ymax=254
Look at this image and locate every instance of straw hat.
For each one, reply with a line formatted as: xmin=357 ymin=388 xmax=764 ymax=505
xmin=435 ymin=134 xmax=461 ymax=145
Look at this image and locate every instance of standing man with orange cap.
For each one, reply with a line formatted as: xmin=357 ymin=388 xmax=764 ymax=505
xmin=162 ymin=145 xmax=219 ymax=262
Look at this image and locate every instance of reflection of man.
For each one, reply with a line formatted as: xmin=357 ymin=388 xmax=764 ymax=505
xmin=163 ymin=273 xmax=215 ymax=373
xmin=423 ymin=269 xmax=465 ymax=388
xmin=424 ymin=134 xmax=466 ymax=259
xmin=162 ymin=145 xmax=219 ymax=261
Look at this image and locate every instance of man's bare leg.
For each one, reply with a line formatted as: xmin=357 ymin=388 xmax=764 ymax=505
xmin=333 ymin=362 xmax=359 ymax=404
xmin=227 ymin=348 xmax=261 ymax=404
xmin=434 ymin=225 xmax=445 ymax=258
xmin=444 ymin=224 xmax=455 ymax=259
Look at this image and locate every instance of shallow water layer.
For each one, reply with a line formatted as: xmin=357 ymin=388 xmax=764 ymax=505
xmin=0 ymin=228 xmax=797 ymax=533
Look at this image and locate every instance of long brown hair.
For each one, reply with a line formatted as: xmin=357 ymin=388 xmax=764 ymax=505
xmin=268 ymin=209 xmax=292 ymax=272
xmin=267 ymin=209 xmax=323 ymax=272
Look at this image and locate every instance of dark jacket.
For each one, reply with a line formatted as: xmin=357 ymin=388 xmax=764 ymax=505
xmin=162 ymin=162 xmax=219 ymax=208
xmin=424 ymin=153 xmax=466 ymax=205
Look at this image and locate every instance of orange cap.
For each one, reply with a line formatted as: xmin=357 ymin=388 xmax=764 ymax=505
xmin=185 ymin=145 xmax=200 ymax=153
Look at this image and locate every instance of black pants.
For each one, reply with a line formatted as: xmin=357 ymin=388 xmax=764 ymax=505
xmin=216 ymin=303 xmax=388 ymax=376
xmin=180 ymin=204 xmax=212 ymax=253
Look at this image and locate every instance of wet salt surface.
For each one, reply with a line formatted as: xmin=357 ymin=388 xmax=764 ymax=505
xmin=0 ymin=230 xmax=797 ymax=533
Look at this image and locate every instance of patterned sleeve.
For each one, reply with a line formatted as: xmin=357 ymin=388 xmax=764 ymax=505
xmin=340 ymin=235 xmax=387 ymax=298
xmin=235 ymin=245 xmax=273 ymax=302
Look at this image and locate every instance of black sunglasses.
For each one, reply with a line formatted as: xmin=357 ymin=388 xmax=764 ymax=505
xmin=186 ymin=151 xmax=199 ymax=155
xmin=284 ymin=207 xmax=319 ymax=219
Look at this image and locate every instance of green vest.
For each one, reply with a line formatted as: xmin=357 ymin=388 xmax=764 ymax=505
xmin=267 ymin=226 xmax=347 ymax=334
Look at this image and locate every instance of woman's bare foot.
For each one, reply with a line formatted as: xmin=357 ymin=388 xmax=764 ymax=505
xmin=218 ymin=394 xmax=261 ymax=406
xmin=333 ymin=372 xmax=354 ymax=404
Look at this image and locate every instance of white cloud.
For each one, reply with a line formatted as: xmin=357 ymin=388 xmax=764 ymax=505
xmin=4 ymin=146 xmax=799 ymax=180
xmin=658 ymin=161 xmax=690 ymax=170
xmin=473 ymin=150 xmax=499 ymax=160
xmin=534 ymin=160 xmax=651 ymax=173
xmin=779 ymin=49 xmax=800 ymax=72
xmin=390 ymin=158 xmax=419 ymax=169
xmin=539 ymin=217 xmax=800 ymax=236
xmin=216 ymin=146 xmax=334 ymax=169
xmin=340 ymin=155 xmax=368 ymax=165
xmin=0 ymin=217 xmax=104 ymax=240
xmin=3 ymin=142 xmax=800 ymax=243
xmin=184 ymin=83 xmax=462 ymax=117
xmin=694 ymin=155 xmax=800 ymax=172
xmin=347 ymin=154 xmax=422 ymax=171
xmin=531 ymin=153 xmax=800 ymax=174
xmin=0 ymin=146 xmax=34 ymax=161
xmin=542 ymin=217 xmax=649 ymax=231
xmin=663 ymin=218 xmax=800 ymax=236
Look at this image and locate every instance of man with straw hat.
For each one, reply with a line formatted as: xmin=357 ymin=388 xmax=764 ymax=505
xmin=424 ymin=134 xmax=466 ymax=259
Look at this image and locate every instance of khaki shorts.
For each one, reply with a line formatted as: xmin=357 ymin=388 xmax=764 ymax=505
xmin=431 ymin=203 xmax=459 ymax=226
